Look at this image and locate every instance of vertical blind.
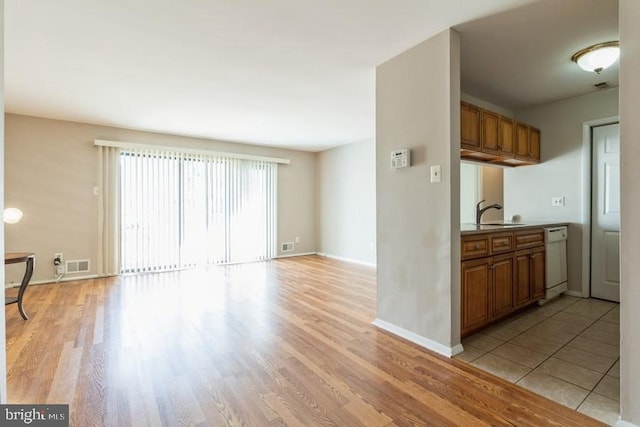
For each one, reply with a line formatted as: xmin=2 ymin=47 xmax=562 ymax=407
xmin=119 ymin=149 xmax=277 ymax=273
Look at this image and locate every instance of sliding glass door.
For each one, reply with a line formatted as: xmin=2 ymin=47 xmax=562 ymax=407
xmin=119 ymin=149 xmax=277 ymax=273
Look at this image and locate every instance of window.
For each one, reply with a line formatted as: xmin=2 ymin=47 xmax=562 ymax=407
xmin=119 ymin=149 xmax=277 ymax=273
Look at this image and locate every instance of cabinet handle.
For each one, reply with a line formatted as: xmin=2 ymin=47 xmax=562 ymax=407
xmin=490 ymin=264 xmax=495 ymax=270
xmin=531 ymin=254 xmax=537 ymax=259
xmin=474 ymin=244 xmax=480 ymax=250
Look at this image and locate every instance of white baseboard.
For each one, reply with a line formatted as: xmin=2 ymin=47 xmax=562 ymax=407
xmin=617 ymin=419 xmax=639 ymax=427
xmin=275 ymin=252 xmax=317 ymax=259
xmin=372 ymin=318 xmax=463 ymax=357
xmin=28 ymin=274 xmax=99 ymax=287
xmin=321 ymin=253 xmax=377 ymax=269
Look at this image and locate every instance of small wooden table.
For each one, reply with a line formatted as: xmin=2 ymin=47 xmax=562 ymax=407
xmin=5 ymin=252 xmax=35 ymax=320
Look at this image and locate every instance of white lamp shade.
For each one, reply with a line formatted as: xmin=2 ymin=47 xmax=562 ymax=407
xmin=574 ymin=45 xmax=620 ymax=73
xmin=3 ymin=208 xmax=23 ymax=224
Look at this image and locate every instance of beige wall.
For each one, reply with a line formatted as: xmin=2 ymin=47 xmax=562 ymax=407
xmin=480 ymin=166 xmax=504 ymax=222
xmin=375 ymin=29 xmax=461 ymax=355
xmin=619 ymin=0 xmax=640 ymax=424
xmin=504 ymin=88 xmax=619 ymax=294
xmin=4 ymin=114 xmax=317 ymax=284
xmin=316 ymin=138 xmax=376 ymax=266
xmin=0 ymin=0 xmax=8 ymax=402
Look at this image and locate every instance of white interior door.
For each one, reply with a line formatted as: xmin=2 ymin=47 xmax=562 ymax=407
xmin=591 ymin=123 xmax=620 ymax=302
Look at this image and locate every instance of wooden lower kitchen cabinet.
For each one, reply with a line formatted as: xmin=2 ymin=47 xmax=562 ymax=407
xmin=515 ymin=250 xmax=532 ymax=307
xmin=514 ymin=246 xmax=546 ymax=308
xmin=491 ymin=253 xmax=515 ymax=319
xmin=461 ymin=258 xmax=491 ymax=335
xmin=461 ymin=228 xmax=544 ymax=337
xmin=531 ymin=245 xmax=545 ymax=300
xmin=461 ymin=253 xmax=514 ymax=336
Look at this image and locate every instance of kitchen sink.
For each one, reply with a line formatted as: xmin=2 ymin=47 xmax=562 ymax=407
xmin=482 ymin=223 xmax=526 ymax=226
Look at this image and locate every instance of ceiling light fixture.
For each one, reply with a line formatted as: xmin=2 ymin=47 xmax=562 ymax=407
xmin=3 ymin=208 xmax=23 ymax=224
xmin=571 ymin=41 xmax=620 ymax=74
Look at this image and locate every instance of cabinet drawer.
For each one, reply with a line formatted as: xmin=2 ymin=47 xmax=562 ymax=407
xmin=461 ymin=235 xmax=489 ymax=260
xmin=490 ymin=233 xmax=514 ymax=254
xmin=515 ymin=229 xmax=544 ymax=249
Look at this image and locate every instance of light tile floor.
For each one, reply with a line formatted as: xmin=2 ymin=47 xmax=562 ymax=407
xmin=455 ymin=295 xmax=620 ymax=426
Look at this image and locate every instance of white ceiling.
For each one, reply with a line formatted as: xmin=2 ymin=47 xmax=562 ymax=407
xmin=5 ymin=0 xmax=617 ymax=152
xmin=457 ymin=0 xmax=619 ymax=111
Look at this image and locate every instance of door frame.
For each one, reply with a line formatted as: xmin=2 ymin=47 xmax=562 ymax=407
xmin=580 ymin=116 xmax=619 ymax=298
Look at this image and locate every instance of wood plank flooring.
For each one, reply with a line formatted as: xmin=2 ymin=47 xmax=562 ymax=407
xmin=5 ymin=255 xmax=605 ymax=426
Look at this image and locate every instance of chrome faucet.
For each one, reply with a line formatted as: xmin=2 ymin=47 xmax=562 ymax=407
xmin=476 ymin=200 xmax=503 ymax=224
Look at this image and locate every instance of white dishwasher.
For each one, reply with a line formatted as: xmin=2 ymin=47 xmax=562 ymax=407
xmin=539 ymin=226 xmax=568 ymax=304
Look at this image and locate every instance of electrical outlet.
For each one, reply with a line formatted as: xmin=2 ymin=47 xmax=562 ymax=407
xmin=53 ymin=253 xmax=64 ymax=276
xmin=551 ymin=196 xmax=565 ymax=207
xmin=295 ymin=236 xmax=300 ymax=243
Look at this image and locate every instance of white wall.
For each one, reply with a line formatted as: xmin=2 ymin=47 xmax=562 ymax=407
xmin=375 ymin=29 xmax=461 ymax=355
xmin=4 ymin=114 xmax=317 ymax=283
xmin=619 ymin=0 xmax=640 ymax=424
xmin=316 ymin=138 xmax=376 ymax=266
xmin=503 ymin=88 xmax=619 ymax=294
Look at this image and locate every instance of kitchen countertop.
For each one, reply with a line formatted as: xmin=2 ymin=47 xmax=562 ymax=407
xmin=460 ymin=222 xmax=569 ymax=235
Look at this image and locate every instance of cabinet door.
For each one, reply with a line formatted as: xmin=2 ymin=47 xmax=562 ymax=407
xmin=514 ymin=250 xmax=532 ymax=307
xmin=461 ymin=258 xmax=491 ymax=335
xmin=529 ymin=127 xmax=541 ymax=163
xmin=531 ymin=246 xmax=546 ymax=300
xmin=481 ymin=110 xmax=500 ymax=155
xmin=515 ymin=122 xmax=530 ymax=161
xmin=461 ymin=102 xmax=481 ymax=150
xmin=491 ymin=254 xmax=514 ymax=320
xmin=498 ymin=117 xmax=515 ymax=157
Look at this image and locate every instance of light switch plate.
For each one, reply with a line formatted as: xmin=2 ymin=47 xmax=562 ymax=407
xmin=430 ymin=165 xmax=441 ymax=183
xmin=551 ymin=196 xmax=565 ymax=207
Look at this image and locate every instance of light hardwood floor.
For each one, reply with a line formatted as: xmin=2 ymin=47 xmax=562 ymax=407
xmin=6 ymin=255 xmax=605 ymax=426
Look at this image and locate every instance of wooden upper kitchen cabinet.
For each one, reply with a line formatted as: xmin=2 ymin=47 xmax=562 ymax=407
xmin=515 ymin=122 xmax=529 ymax=160
xmin=498 ymin=116 xmax=515 ymax=157
xmin=461 ymin=102 xmax=481 ymax=150
xmin=515 ymin=122 xmax=540 ymax=164
xmin=529 ymin=127 xmax=541 ymax=162
xmin=481 ymin=109 xmax=500 ymax=155
xmin=460 ymin=101 xmax=540 ymax=166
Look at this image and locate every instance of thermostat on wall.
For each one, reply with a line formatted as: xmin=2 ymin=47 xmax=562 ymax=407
xmin=391 ymin=149 xmax=410 ymax=169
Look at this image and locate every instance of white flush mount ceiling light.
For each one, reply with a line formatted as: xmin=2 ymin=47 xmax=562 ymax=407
xmin=3 ymin=208 xmax=23 ymax=224
xmin=571 ymin=41 xmax=620 ymax=74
